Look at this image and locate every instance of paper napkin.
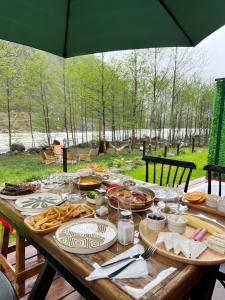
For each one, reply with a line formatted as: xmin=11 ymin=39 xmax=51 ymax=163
xmin=86 ymin=244 xmax=148 ymax=281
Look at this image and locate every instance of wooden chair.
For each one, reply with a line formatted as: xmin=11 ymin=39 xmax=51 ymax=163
xmin=53 ymin=145 xmax=63 ymax=160
xmin=41 ymin=151 xmax=57 ymax=165
xmin=67 ymin=150 xmax=76 ymax=164
xmin=203 ymin=164 xmax=225 ymax=289
xmin=142 ymin=142 xmax=196 ymax=192
xmin=0 ymin=227 xmax=44 ymax=296
xmin=78 ymin=149 xmax=92 ymax=162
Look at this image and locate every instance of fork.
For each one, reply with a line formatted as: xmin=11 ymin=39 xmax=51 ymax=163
xmin=107 ymin=245 xmax=156 ymax=279
xmin=101 ymin=245 xmax=154 ymax=268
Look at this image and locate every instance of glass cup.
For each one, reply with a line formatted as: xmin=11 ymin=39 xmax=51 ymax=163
xmin=95 ymin=192 xmax=109 ymax=218
xmin=68 ymin=178 xmax=81 ymax=203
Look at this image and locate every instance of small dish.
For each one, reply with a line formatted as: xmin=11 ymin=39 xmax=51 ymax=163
xmin=206 ymin=194 xmax=218 ymax=207
xmin=167 ymin=215 xmax=187 ymax=234
xmin=146 ymin=213 xmax=166 ymax=231
xmin=217 ymin=198 xmax=225 ymax=212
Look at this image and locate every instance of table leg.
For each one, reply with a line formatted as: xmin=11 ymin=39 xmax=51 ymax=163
xmin=184 ymin=265 xmax=219 ymax=300
xmin=28 ymin=261 xmax=56 ymax=300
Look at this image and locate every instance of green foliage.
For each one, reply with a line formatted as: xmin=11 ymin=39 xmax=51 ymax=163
xmin=208 ymin=80 xmax=225 ymax=168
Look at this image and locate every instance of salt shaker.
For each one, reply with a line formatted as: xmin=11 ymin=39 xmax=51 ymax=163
xmin=117 ymin=210 xmax=134 ymax=245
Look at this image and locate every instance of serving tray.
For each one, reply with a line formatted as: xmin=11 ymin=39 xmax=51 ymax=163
xmin=24 ymin=204 xmax=95 ymax=234
xmin=182 ymin=199 xmax=225 ymax=218
xmin=55 ymin=218 xmax=117 ymax=254
xmin=139 ymin=215 xmax=225 ymax=266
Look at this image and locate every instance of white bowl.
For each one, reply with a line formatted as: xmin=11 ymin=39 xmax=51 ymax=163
xmin=217 ymin=198 xmax=225 ymax=212
xmin=167 ymin=215 xmax=187 ymax=234
xmin=146 ymin=213 xmax=166 ymax=231
xmin=206 ymin=194 xmax=218 ymax=208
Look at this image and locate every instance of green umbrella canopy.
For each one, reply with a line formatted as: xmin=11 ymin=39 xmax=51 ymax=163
xmin=0 ymin=0 xmax=225 ymax=58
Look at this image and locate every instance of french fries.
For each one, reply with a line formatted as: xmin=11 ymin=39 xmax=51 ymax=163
xmin=28 ymin=203 xmax=94 ymax=230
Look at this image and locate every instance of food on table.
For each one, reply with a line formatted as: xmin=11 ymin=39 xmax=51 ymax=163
xmin=122 ymin=180 xmax=136 ymax=186
xmin=160 ymin=206 xmax=176 ymax=214
xmin=191 ymin=228 xmax=208 ymax=242
xmin=147 ymin=213 xmax=166 ymax=231
xmin=167 ymin=215 xmax=187 ymax=234
xmin=107 ymin=186 xmax=155 ymax=210
xmin=27 ymin=203 xmax=94 ymax=231
xmin=0 ymin=183 xmax=38 ymax=196
xmin=156 ymin=232 xmax=207 ymax=259
xmin=206 ymin=194 xmax=218 ymax=207
xmin=90 ymin=164 xmax=109 ymax=173
xmin=74 ymin=176 xmax=102 ymax=191
xmin=206 ymin=233 xmax=225 ymax=254
xmin=217 ymin=198 xmax=225 ymax=213
xmin=184 ymin=192 xmax=205 ymax=204
xmin=87 ymin=191 xmax=98 ymax=199
xmin=185 ymin=214 xmax=224 ymax=235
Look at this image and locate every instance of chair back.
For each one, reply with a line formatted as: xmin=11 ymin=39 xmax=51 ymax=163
xmin=67 ymin=150 xmax=73 ymax=161
xmin=203 ymin=164 xmax=225 ymax=196
xmin=41 ymin=151 xmax=48 ymax=160
xmin=142 ymin=155 xmax=196 ymax=192
xmin=53 ymin=145 xmax=63 ymax=156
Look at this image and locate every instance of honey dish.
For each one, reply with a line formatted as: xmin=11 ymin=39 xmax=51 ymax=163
xmin=73 ymin=176 xmax=102 ymax=191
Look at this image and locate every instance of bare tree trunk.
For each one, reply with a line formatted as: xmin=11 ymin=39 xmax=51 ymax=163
xmin=6 ymin=78 xmax=12 ymax=150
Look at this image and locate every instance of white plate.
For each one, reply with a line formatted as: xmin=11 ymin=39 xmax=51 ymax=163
xmin=55 ymin=218 xmax=117 ymax=254
xmin=0 ymin=188 xmax=36 ymax=201
xmin=14 ymin=193 xmax=63 ymax=212
xmin=152 ymin=187 xmax=177 ymax=202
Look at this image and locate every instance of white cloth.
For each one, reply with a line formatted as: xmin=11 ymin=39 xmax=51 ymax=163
xmin=124 ymin=267 xmax=176 ymax=299
xmin=85 ymin=244 xmax=148 ymax=281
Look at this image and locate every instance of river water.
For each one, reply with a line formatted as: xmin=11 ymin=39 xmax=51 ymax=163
xmin=0 ymin=128 xmax=198 ymax=153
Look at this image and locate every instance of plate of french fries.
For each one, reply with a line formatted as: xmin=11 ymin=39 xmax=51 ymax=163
xmin=24 ymin=203 xmax=94 ymax=234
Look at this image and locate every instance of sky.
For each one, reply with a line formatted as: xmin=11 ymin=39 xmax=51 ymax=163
xmin=195 ymin=25 xmax=225 ymax=80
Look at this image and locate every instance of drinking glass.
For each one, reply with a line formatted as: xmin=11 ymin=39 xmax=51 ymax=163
xmin=95 ymin=191 xmax=109 ymax=218
xmin=68 ymin=178 xmax=81 ymax=203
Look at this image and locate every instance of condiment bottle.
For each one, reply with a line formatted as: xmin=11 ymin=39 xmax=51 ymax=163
xmin=117 ymin=210 xmax=134 ymax=245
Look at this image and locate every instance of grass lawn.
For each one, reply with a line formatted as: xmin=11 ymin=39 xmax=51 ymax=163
xmin=127 ymin=148 xmax=208 ymax=183
xmin=0 ymin=148 xmax=208 ymax=185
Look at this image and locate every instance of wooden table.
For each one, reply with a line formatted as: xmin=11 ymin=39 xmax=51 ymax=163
xmin=0 ymin=197 xmax=221 ymax=300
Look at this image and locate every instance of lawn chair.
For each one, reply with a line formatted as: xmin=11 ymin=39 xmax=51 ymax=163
xmin=110 ymin=144 xmax=128 ymax=153
xmin=67 ymin=150 xmax=76 ymax=164
xmin=52 ymin=145 xmax=63 ymax=160
xmin=78 ymin=149 xmax=92 ymax=162
xmin=41 ymin=151 xmax=57 ymax=165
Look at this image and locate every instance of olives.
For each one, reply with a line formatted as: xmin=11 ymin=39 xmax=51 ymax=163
xmin=148 ymin=214 xmax=164 ymax=221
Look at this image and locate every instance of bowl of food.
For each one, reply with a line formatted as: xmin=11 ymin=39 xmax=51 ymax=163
xmin=160 ymin=206 xmax=177 ymax=216
xmin=86 ymin=190 xmax=100 ymax=204
xmin=107 ymin=186 xmax=155 ymax=211
xmin=146 ymin=213 xmax=166 ymax=231
xmin=73 ymin=176 xmax=102 ymax=191
xmin=167 ymin=215 xmax=187 ymax=234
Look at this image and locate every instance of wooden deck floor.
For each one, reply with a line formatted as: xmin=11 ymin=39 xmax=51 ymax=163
xmin=5 ymin=245 xmax=84 ymax=300
xmin=3 ymin=244 xmax=224 ymax=300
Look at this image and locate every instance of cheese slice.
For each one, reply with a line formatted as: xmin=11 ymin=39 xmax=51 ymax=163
xmin=189 ymin=240 xmax=207 ymax=259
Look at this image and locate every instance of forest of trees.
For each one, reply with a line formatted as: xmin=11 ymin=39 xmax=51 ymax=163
xmin=0 ymin=40 xmax=215 ymax=149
